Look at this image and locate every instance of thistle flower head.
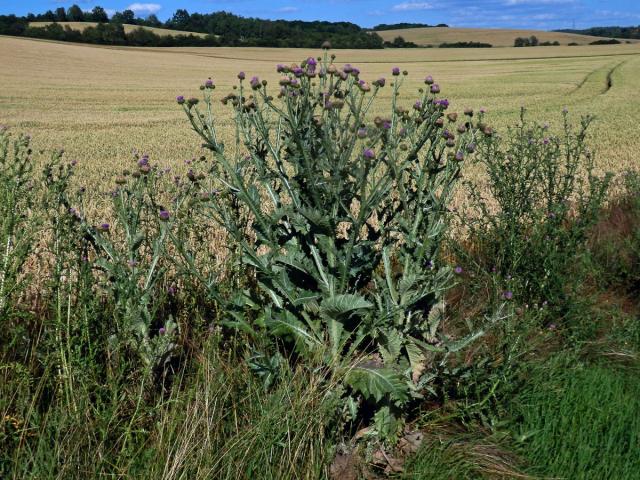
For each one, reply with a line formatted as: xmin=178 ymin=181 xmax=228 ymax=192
xmin=176 ymin=95 xmax=185 ymax=105
xmin=363 ymin=148 xmax=375 ymax=160
xmin=250 ymin=76 xmax=261 ymax=90
xmin=424 ymin=75 xmax=434 ymax=85
xmin=98 ymin=223 xmax=110 ymax=232
xmin=373 ymin=77 xmax=386 ymax=87
xmin=204 ymin=78 xmax=214 ymax=88
xmin=392 ymin=67 xmax=400 ymax=76
xmin=159 ymin=210 xmax=170 ymax=221
xmin=430 ymin=84 xmax=441 ymax=94
xmin=237 ymin=71 xmax=246 ymax=80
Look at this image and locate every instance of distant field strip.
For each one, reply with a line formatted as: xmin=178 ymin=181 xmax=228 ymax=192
xmin=0 ymin=36 xmax=639 ymax=215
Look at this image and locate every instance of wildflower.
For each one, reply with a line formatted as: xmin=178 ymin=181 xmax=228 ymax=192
xmin=250 ymin=76 xmax=261 ymax=90
xmin=139 ymin=164 xmax=151 ymax=174
xmin=167 ymin=285 xmax=177 ymax=296
xmin=321 ymin=40 xmax=332 ymax=50
xmin=455 ymin=151 xmax=464 ymax=161
xmin=159 ymin=210 xmax=170 ymax=221
xmin=435 ymin=98 xmax=449 ymax=109
xmin=176 ymin=95 xmax=185 ymax=105
xmin=414 ymin=100 xmax=422 ymax=110
xmin=392 ymin=67 xmax=400 ymax=76
xmin=306 ymin=57 xmax=317 ymax=68
xmin=424 ymin=75 xmax=434 ymax=85
xmin=351 ymin=67 xmax=360 ymax=77
xmin=357 ymin=81 xmax=371 ymax=92
xmin=204 ymin=78 xmax=214 ymax=88
xmin=187 ymin=97 xmax=199 ymax=107
xmin=466 ymin=142 xmax=476 ymax=153
xmin=97 ymin=223 xmax=110 ymax=232
xmin=237 ymin=71 xmax=246 ymax=80
xmin=293 ymin=67 xmax=304 ymax=77
xmin=382 ymin=120 xmax=392 ymax=130
xmin=357 ymin=127 xmax=368 ymax=139
xmin=343 ymin=64 xmax=353 ymax=73
xmin=127 ymin=259 xmax=138 ymax=267
xmin=457 ymin=124 xmax=467 ymax=134
xmin=479 ymin=107 xmax=487 ymax=114
xmin=543 ymin=138 xmax=550 ymax=145
xmin=502 ymin=290 xmax=513 ymax=300
xmin=447 ymin=112 xmax=458 ymax=122
xmin=373 ymin=77 xmax=386 ymax=87
xmin=464 ymin=107 xmax=473 ymax=116
xmin=159 ymin=327 xmax=166 ymax=335
xmin=363 ymin=148 xmax=375 ymax=160
xmin=454 ymin=266 xmax=463 ymax=274
xmin=276 ymin=64 xmax=286 ymax=73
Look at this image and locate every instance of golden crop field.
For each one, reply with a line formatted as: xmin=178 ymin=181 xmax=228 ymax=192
xmin=1 ymin=36 xmax=639 ymax=213
xmin=29 ymin=21 xmax=208 ymax=37
xmin=375 ymin=26 xmax=639 ymax=47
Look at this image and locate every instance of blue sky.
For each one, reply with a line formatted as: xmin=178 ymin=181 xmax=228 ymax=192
xmin=1 ymin=0 xmax=639 ymax=30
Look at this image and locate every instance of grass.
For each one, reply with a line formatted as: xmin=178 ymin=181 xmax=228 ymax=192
xmin=508 ymin=359 xmax=640 ymax=479
xmin=374 ymin=26 xmax=640 ymax=47
xmin=28 ymin=21 xmax=208 ymax=38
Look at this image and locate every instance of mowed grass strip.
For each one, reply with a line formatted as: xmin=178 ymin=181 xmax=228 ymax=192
xmin=374 ymin=26 xmax=640 ymax=47
xmin=29 ymin=21 xmax=208 ymax=37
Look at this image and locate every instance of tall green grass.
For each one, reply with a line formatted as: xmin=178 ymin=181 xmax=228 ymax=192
xmin=509 ymin=359 xmax=640 ymax=479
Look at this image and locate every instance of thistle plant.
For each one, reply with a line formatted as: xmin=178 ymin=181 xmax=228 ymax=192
xmin=178 ymin=51 xmax=485 ymax=435
xmin=462 ymin=108 xmax=611 ymax=313
xmin=71 ymin=154 xmax=185 ymax=375
xmin=0 ymin=128 xmax=39 ymax=318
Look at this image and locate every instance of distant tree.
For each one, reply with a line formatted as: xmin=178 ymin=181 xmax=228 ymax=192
xmin=145 ymin=14 xmax=162 ymax=27
xmin=91 ymin=6 xmax=109 ymax=23
xmin=170 ymin=9 xmax=191 ymax=30
xmin=66 ymin=4 xmax=84 ymax=22
xmin=529 ymin=35 xmax=539 ymax=46
xmin=121 ymin=9 xmax=135 ymax=24
xmin=42 ymin=10 xmax=56 ymax=21
xmin=55 ymin=7 xmax=66 ymax=22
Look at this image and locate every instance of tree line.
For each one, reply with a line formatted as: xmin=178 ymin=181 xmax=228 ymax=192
xmin=557 ymin=26 xmax=640 ymax=40
xmin=0 ymin=6 xmax=385 ymax=48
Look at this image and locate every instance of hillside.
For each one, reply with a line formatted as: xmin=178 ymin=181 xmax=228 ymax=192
xmin=375 ymin=27 xmax=638 ymax=47
xmin=29 ymin=21 xmax=208 ymax=37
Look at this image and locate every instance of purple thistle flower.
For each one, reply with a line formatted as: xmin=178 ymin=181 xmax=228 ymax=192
xmin=414 ymin=100 xmax=422 ymax=110
xmin=454 ymin=266 xmax=463 ymax=274
xmin=363 ymin=148 xmax=375 ymax=160
xmin=167 ymin=285 xmax=177 ymax=296
xmin=502 ymin=290 xmax=513 ymax=300
xmin=392 ymin=67 xmax=400 ymax=76
xmin=455 ymin=151 xmax=464 ymax=161
xmin=306 ymin=57 xmax=317 ymax=67
xmin=159 ymin=327 xmax=166 ymax=335
xmin=204 ymin=78 xmax=214 ymax=88
xmin=293 ymin=67 xmax=304 ymax=77
xmin=250 ymin=76 xmax=261 ymax=89
xmin=357 ymin=127 xmax=368 ymax=138
xmin=343 ymin=64 xmax=353 ymax=73
xmin=430 ymin=84 xmax=441 ymax=94
xmin=98 ymin=223 xmax=110 ymax=232
xmin=351 ymin=67 xmax=360 ymax=76
xmin=543 ymin=138 xmax=550 ymax=145
xmin=374 ymin=77 xmax=386 ymax=87
xmin=127 ymin=259 xmax=138 ymax=267
xmin=237 ymin=71 xmax=246 ymax=80
xmin=159 ymin=210 xmax=170 ymax=221
xmin=424 ymin=75 xmax=434 ymax=85
xmin=276 ymin=64 xmax=286 ymax=73
xmin=382 ymin=120 xmax=392 ymax=130
xmin=480 ymin=107 xmax=487 ymax=114
xmin=176 ymin=95 xmax=185 ymax=105
xmin=70 ymin=160 xmax=78 ymax=167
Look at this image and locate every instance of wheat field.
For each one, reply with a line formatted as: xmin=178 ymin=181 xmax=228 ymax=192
xmin=374 ymin=26 xmax=639 ymax=47
xmin=1 ymin=36 xmax=639 ymax=212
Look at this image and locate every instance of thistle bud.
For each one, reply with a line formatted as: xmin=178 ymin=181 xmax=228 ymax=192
xmin=205 ymin=78 xmax=214 ymax=88
xmin=159 ymin=210 xmax=170 ymax=221
xmin=464 ymin=107 xmax=474 ymax=117
xmin=447 ymin=113 xmax=458 ymax=122
xmin=392 ymin=67 xmax=400 ymax=76
xmin=363 ymin=148 xmax=375 ymax=160
xmin=424 ymin=75 xmax=434 ymax=85
xmin=176 ymin=95 xmax=185 ymax=105
xmin=430 ymin=84 xmax=440 ymax=94
xmin=321 ymin=40 xmax=332 ymax=50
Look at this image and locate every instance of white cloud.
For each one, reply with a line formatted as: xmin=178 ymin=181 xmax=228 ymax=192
xmin=105 ymin=8 xmax=116 ymax=17
xmin=391 ymin=2 xmax=433 ymax=11
xmin=127 ymin=3 xmax=162 ymax=15
xmin=277 ymin=6 xmax=299 ymax=13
